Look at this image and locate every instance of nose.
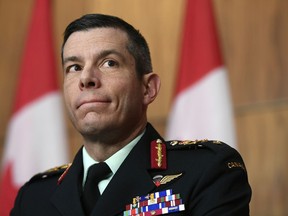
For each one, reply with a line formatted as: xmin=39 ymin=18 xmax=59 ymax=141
xmin=79 ymin=67 xmax=100 ymax=90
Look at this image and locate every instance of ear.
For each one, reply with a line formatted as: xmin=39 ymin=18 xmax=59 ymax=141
xmin=142 ymin=73 xmax=161 ymax=105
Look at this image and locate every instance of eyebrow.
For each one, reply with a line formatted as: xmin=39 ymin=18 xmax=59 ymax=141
xmin=63 ymin=56 xmax=83 ymax=66
xmin=63 ymin=49 xmax=127 ymax=67
xmin=97 ymin=49 xmax=127 ymax=62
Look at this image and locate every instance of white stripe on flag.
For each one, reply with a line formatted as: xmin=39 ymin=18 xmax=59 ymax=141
xmin=2 ymin=92 xmax=68 ymax=186
xmin=166 ymin=67 xmax=236 ymax=148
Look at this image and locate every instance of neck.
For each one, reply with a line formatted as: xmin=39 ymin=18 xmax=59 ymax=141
xmin=82 ymin=121 xmax=146 ymax=162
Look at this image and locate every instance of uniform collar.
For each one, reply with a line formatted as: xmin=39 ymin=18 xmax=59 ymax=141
xmin=82 ymin=130 xmax=145 ymax=189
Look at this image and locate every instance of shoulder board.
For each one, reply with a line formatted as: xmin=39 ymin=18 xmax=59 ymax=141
xmin=29 ymin=163 xmax=71 ymax=183
xmin=166 ymin=139 xmax=224 ymax=150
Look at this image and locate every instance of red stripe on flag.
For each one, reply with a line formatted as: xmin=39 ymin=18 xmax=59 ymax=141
xmin=13 ymin=0 xmax=58 ymax=114
xmin=0 ymin=163 xmax=19 ymax=216
xmin=175 ymin=0 xmax=223 ymax=95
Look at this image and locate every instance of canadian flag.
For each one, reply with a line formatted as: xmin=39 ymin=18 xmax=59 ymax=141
xmin=0 ymin=0 xmax=68 ymax=215
xmin=166 ymin=0 xmax=236 ymax=148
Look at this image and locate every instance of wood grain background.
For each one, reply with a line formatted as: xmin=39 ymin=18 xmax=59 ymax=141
xmin=0 ymin=0 xmax=287 ymax=215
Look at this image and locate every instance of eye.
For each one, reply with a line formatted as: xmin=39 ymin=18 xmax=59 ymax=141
xmin=66 ymin=64 xmax=82 ymax=73
xmin=103 ymin=60 xmax=118 ymax=68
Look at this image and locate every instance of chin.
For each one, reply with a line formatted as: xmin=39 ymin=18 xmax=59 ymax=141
xmin=79 ymin=125 xmax=101 ymax=137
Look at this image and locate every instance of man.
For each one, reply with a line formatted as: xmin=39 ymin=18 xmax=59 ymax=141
xmin=11 ymin=14 xmax=251 ymax=216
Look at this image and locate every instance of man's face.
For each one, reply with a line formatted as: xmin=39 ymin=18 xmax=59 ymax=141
xmin=62 ymin=28 xmax=148 ymax=141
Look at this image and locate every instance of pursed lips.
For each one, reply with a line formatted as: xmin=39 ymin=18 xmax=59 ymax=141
xmin=76 ymin=99 xmax=111 ymax=109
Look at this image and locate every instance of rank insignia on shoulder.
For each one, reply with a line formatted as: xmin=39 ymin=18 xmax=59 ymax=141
xmin=168 ymin=139 xmax=208 ymax=150
xmin=167 ymin=139 xmax=225 ymax=150
xmin=57 ymin=163 xmax=72 ymax=184
xmin=45 ymin=163 xmax=71 ymax=173
xmin=29 ymin=163 xmax=71 ymax=183
xmin=212 ymin=140 xmax=223 ymax=145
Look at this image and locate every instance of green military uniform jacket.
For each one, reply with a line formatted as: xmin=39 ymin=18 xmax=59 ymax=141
xmin=11 ymin=123 xmax=251 ymax=216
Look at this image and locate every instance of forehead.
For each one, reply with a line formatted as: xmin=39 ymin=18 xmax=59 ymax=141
xmin=63 ymin=27 xmax=129 ymax=57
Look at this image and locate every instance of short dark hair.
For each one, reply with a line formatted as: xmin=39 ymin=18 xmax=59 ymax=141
xmin=61 ymin=14 xmax=153 ymax=77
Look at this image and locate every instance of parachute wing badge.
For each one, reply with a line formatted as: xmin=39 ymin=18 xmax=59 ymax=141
xmin=153 ymin=173 xmax=183 ymax=187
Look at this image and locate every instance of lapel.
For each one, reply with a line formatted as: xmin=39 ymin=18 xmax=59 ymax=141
xmin=91 ymin=123 xmax=163 ymax=216
xmin=50 ymin=149 xmax=86 ymax=216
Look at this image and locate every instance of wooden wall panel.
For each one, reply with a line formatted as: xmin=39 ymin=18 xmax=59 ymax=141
xmin=214 ymin=0 xmax=288 ymax=215
xmin=214 ymin=0 xmax=288 ymax=105
xmin=236 ymin=106 xmax=288 ymax=216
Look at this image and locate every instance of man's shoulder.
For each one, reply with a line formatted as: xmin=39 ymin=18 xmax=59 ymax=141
xmin=161 ymin=138 xmax=246 ymax=171
xmin=163 ymin=138 xmax=242 ymax=160
xmin=28 ymin=163 xmax=72 ymax=184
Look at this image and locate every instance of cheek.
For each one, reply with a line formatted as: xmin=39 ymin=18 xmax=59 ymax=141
xmin=121 ymin=83 xmax=144 ymax=108
xmin=63 ymin=81 xmax=76 ymax=110
xmin=117 ymin=79 xmax=140 ymax=96
xmin=63 ymin=85 xmax=79 ymax=126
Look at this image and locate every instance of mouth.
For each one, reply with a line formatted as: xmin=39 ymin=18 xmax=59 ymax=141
xmin=76 ymin=99 xmax=111 ymax=109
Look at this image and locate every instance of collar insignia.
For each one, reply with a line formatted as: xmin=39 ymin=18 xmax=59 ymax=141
xmin=57 ymin=163 xmax=72 ymax=185
xmin=150 ymin=139 xmax=167 ymax=170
